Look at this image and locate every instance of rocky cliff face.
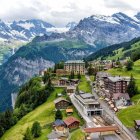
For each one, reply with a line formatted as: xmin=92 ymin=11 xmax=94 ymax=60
xmin=0 ymin=57 xmax=54 ymax=111
xmin=3 ymin=57 xmax=54 ymax=86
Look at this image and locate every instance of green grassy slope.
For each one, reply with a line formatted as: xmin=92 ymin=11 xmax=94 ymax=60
xmin=1 ymin=88 xmax=63 ymax=140
xmin=86 ymin=37 xmax=140 ymax=61
xmin=1 ymin=87 xmax=84 ymax=140
xmin=78 ymin=76 xmax=91 ymax=93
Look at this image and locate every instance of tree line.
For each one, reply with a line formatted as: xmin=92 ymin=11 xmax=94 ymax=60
xmin=0 ymin=73 xmax=54 ymax=138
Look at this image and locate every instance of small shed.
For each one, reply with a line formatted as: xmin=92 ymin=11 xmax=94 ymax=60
xmin=66 ymin=108 xmax=73 ymax=115
xmin=134 ymin=120 xmax=140 ymax=130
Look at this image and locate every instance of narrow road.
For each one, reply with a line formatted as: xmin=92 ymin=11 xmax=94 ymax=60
xmin=86 ymin=75 xmax=137 ymax=140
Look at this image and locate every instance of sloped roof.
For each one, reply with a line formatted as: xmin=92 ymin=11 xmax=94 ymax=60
xmin=96 ymin=72 xmax=110 ymax=78
xmin=64 ymin=116 xmax=80 ymax=126
xmin=66 ymin=109 xmax=73 ymax=113
xmin=54 ymin=97 xmax=69 ymax=104
xmin=108 ymin=76 xmax=130 ymax=83
xmin=67 ymin=86 xmax=76 ymax=90
xmin=47 ymin=131 xmax=60 ymax=139
xmin=113 ymin=93 xmax=130 ymax=100
xmin=135 ymin=120 xmax=140 ymax=125
xmin=84 ymin=126 xmax=118 ymax=133
xmin=80 ymin=93 xmax=94 ymax=99
xmin=53 ymin=119 xmax=65 ymax=126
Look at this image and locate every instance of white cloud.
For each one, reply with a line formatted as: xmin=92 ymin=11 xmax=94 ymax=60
xmin=0 ymin=0 xmax=140 ymax=27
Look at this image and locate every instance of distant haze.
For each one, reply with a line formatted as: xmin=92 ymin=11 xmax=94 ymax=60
xmin=0 ymin=0 xmax=140 ymax=27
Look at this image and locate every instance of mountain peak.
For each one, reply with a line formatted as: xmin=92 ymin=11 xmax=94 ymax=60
xmin=135 ymin=12 xmax=140 ymax=20
xmin=66 ymin=22 xmax=77 ymax=30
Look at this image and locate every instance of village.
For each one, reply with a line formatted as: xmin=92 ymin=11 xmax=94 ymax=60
xmin=38 ymin=59 xmax=139 ymax=140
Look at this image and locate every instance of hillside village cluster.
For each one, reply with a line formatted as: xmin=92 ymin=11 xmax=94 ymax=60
xmin=39 ymin=60 xmax=138 ymax=140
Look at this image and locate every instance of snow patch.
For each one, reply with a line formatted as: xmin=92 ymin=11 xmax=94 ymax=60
xmin=17 ymin=23 xmax=35 ymax=30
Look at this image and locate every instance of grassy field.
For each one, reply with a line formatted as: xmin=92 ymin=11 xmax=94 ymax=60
xmin=70 ymin=129 xmax=85 ymax=140
xmin=89 ymin=75 xmax=95 ymax=82
xmin=78 ymin=76 xmax=91 ymax=93
xmin=1 ymin=86 xmax=84 ymax=140
xmin=1 ymin=88 xmax=64 ymax=140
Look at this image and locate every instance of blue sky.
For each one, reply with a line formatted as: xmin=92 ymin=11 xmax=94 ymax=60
xmin=0 ymin=0 xmax=140 ymax=26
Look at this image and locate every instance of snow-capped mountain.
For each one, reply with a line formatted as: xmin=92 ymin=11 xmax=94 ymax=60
xmin=69 ymin=12 xmax=140 ymax=47
xmin=0 ymin=19 xmax=55 ymax=42
xmin=33 ymin=12 xmax=140 ymax=50
xmin=66 ymin=22 xmax=77 ymax=30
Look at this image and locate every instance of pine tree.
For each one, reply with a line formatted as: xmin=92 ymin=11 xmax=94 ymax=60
xmin=69 ymin=71 xmax=74 ymax=79
xmin=23 ymin=127 xmax=33 ymax=140
xmin=0 ymin=125 xmax=4 ymax=137
xmin=77 ymin=72 xmax=81 ymax=79
xmin=127 ymin=74 xmax=138 ymax=97
xmin=55 ymin=109 xmax=63 ymax=120
xmin=4 ymin=109 xmax=14 ymax=130
xmin=76 ymin=86 xmax=79 ymax=94
xmin=31 ymin=121 xmax=41 ymax=138
xmin=126 ymin=59 xmax=133 ymax=71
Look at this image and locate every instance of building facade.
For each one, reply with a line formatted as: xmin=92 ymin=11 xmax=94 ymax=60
xmin=54 ymin=97 xmax=70 ymax=110
xmin=74 ymin=93 xmax=103 ymax=116
xmin=64 ymin=60 xmax=85 ymax=75
xmin=104 ymin=76 xmax=130 ymax=95
xmin=64 ymin=116 xmax=80 ymax=129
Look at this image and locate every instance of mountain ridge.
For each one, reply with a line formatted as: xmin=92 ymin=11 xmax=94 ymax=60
xmin=1 ymin=12 xmax=140 ymax=111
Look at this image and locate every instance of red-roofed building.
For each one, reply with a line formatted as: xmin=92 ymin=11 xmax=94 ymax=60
xmin=64 ymin=116 xmax=80 ymax=129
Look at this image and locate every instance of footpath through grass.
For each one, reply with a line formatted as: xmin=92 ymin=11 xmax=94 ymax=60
xmin=78 ymin=76 xmax=91 ymax=93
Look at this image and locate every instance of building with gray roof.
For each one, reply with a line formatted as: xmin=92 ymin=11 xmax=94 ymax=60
xmin=74 ymin=92 xmax=103 ymax=116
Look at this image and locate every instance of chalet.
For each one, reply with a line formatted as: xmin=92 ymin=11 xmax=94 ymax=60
xmin=66 ymin=86 xmax=76 ymax=94
xmin=64 ymin=116 xmax=80 ymax=129
xmin=59 ymin=77 xmax=69 ymax=86
xmin=53 ymin=119 xmax=65 ymax=127
xmin=113 ymin=92 xmax=130 ymax=107
xmin=54 ymin=97 xmax=70 ymax=110
xmin=74 ymin=92 xmax=103 ymax=116
xmin=70 ymin=79 xmax=79 ymax=85
xmin=134 ymin=120 xmax=140 ymax=130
